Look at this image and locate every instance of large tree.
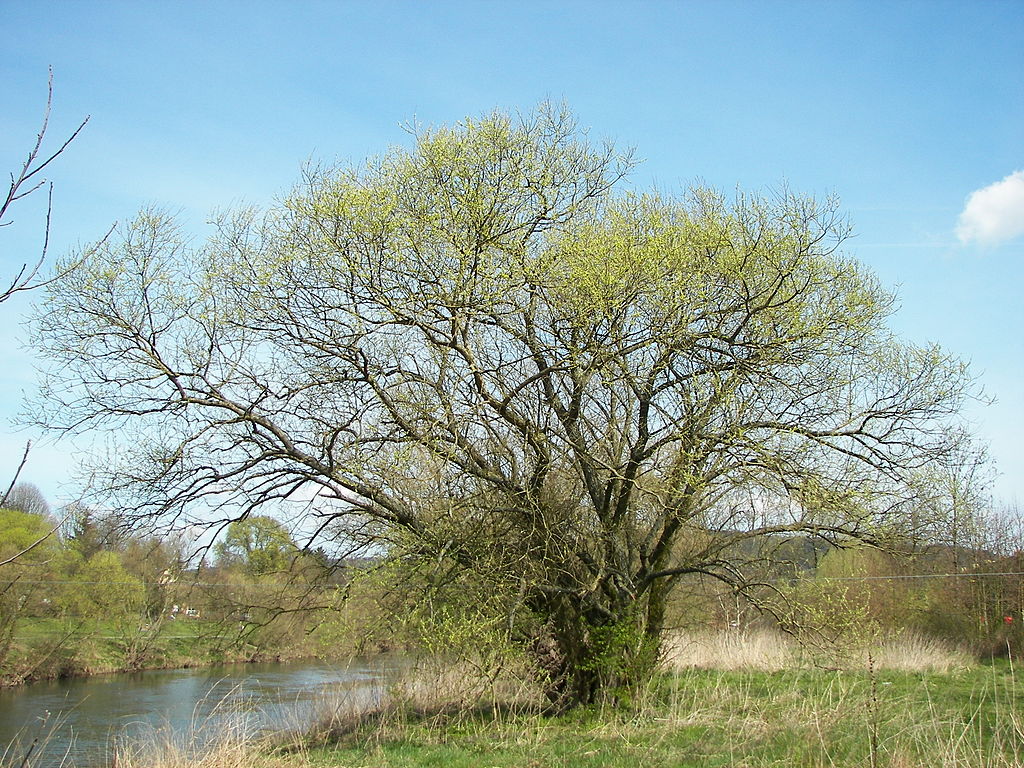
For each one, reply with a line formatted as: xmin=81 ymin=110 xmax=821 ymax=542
xmin=31 ymin=105 xmax=975 ymax=707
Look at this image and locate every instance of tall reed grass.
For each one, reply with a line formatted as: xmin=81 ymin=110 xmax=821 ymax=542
xmin=0 ymin=712 xmax=73 ymax=768
xmin=109 ymin=686 xmax=267 ymax=768
xmin=662 ymin=628 xmax=974 ymax=673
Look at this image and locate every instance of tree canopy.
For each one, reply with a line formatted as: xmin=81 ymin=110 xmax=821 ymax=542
xmin=31 ymin=104 xmax=976 ymax=707
xmin=215 ymin=515 xmax=299 ymax=576
xmin=0 ymin=507 xmax=58 ymax=564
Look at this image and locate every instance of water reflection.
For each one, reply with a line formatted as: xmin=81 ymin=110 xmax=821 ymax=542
xmin=0 ymin=659 xmax=389 ymax=768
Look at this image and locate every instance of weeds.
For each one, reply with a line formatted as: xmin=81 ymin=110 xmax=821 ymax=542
xmin=662 ymin=628 xmax=974 ymax=674
xmin=5 ymin=632 xmax=1021 ymax=768
xmin=110 ymin=692 xmax=264 ymax=768
xmin=0 ymin=712 xmax=71 ymax=768
xmin=300 ymin=632 xmax=1021 ymax=768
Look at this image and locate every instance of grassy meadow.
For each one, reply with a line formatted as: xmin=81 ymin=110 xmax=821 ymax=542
xmin=82 ymin=631 xmax=1022 ymax=768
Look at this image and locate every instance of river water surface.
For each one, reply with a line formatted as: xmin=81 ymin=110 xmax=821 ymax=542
xmin=0 ymin=658 xmax=393 ymax=768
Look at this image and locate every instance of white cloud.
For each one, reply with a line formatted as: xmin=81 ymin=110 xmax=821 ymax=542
xmin=956 ymin=170 xmax=1024 ymax=246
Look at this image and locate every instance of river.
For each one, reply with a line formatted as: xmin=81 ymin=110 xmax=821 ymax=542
xmin=0 ymin=658 xmax=393 ymax=768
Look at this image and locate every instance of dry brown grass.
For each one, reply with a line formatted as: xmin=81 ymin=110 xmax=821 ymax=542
xmin=865 ymin=632 xmax=973 ymax=673
xmin=662 ymin=629 xmax=795 ymax=671
xmin=267 ymin=655 xmax=545 ymax=755
xmin=113 ymin=719 xmax=259 ymax=768
xmin=662 ymin=629 xmax=975 ymax=674
xmin=386 ymin=656 xmax=543 ymax=714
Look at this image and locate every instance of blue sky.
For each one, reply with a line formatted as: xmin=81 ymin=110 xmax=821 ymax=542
xmin=1 ymin=0 xmax=1022 ymax=509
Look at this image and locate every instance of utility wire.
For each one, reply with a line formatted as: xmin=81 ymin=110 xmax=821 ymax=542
xmin=4 ymin=571 xmax=1024 ymax=589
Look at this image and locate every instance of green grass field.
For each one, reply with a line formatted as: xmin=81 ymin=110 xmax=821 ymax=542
xmin=292 ymin=662 xmax=1021 ymax=768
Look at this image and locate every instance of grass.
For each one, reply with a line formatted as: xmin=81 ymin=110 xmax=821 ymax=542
xmin=8 ymin=632 xmax=1022 ymax=768
xmin=286 ymin=662 xmax=1021 ymax=768
xmin=234 ymin=630 xmax=1015 ymax=768
xmin=261 ymin=632 xmax=1019 ymax=768
xmin=663 ymin=628 xmax=796 ymax=671
xmin=111 ymin=712 xmax=261 ymax=768
xmin=662 ymin=629 xmax=975 ymax=674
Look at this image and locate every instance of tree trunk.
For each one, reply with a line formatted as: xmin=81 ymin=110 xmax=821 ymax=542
xmin=528 ymin=594 xmax=662 ymax=711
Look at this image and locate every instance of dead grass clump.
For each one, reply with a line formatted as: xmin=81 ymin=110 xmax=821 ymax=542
xmin=112 ymin=717 xmax=259 ymax=768
xmin=867 ymin=632 xmax=973 ymax=673
xmin=662 ymin=629 xmax=977 ymax=674
xmin=662 ymin=629 xmax=795 ymax=671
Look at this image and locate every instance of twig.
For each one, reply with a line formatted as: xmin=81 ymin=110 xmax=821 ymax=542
xmin=1 ymin=67 xmax=91 ymax=303
xmin=1 ymin=440 xmax=31 ymax=507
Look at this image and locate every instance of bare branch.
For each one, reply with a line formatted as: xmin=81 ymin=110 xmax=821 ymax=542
xmin=0 ymin=441 xmax=31 ymax=509
xmin=1 ymin=67 xmax=91 ymax=303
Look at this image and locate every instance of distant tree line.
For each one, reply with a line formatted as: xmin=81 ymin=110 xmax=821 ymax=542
xmin=0 ymin=486 xmax=341 ymax=684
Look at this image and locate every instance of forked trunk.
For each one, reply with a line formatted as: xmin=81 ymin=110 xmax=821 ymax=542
xmin=528 ymin=594 xmax=665 ymax=711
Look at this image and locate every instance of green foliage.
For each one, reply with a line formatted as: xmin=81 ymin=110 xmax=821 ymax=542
xmin=575 ymin=613 xmax=659 ymax=708
xmin=816 ymin=546 xmax=929 ymax=627
xmin=32 ymin=103 xmax=983 ymax=708
xmin=783 ymin=579 xmax=880 ymax=667
xmin=0 ymin=507 xmax=58 ymax=562
xmin=214 ymin=516 xmax=298 ymax=577
xmin=337 ymin=551 xmax=523 ymax=662
xmin=0 ymin=504 xmax=335 ymax=682
xmin=0 ymin=509 xmax=59 ymax=616
xmin=58 ymin=550 xmax=145 ymax=617
xmin=63 ymin=504 xmax=123 ymax=560
xmin=0 ymin=508 xmax=61 ymax=669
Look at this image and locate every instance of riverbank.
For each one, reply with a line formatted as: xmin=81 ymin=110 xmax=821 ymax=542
xmin=5 ymin=632 xmax=1021 ymax=768
xmin=0 ymin=656 xmax=393 ymax=768
xmin=276 ymin=632 xmax=1015 ymax=767
xmin=0 ymin=616 xmax=329 ymax=687
xmin=101 ymin=657 xmax=1021 ymax=768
